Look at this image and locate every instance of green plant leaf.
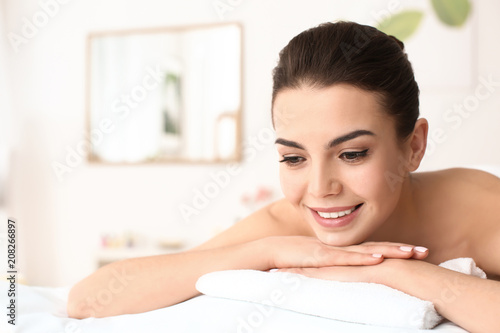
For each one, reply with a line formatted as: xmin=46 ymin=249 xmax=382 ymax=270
xmin=431 ymin=0 xmax=471 ymax=27
xmin=376 ymin=10 xmax=424 ymax=41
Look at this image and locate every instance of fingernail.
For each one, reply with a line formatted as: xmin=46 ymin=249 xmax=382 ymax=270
xmin=399 ymin=246 xmax=413 ymax=252
xmin=414 ymin=246 xmax=428 ymax=253
xmin=372 ymin=253 xmax=383 ymax=258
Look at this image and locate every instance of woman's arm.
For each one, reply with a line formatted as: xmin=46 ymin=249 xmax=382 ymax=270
xmin=384 ymin=259 xmax=500 ymax=333
xmin=67 ymin=239 xmax=271 ymax=318
xmin=67 ymin=200 xmax=297 ymax=318
xmin=68 ymin=236 xmax=425 ymax=319
xmin=280 ymin=254 xmax=500 ymax=333
xmin=67 ymin=200 xmax=425 ymax=318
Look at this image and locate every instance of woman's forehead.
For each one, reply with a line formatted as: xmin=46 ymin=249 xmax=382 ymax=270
xmin=272 ymin=84 xmax=389 ymax=133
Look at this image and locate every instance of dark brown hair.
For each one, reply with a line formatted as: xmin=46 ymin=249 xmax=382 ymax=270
xmin=271 ymin=21 xmax=419 ymax=140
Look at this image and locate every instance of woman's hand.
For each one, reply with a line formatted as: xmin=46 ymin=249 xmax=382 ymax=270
xmin=264 ymin=236 xmax=428 ymax=269
xmin=276 ymin=258 xmax=407 ymax=284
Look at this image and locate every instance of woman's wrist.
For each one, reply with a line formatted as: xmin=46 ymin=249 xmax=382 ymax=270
xmin=371 ymin=258 xmax=413 ymax=286
xmin=259 ymin=236 xmax=281 ymax=271
xmin=241 ymin=237 xmax=276 ymax=271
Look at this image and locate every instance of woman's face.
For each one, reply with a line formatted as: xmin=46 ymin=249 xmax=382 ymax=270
xmin=273 ymin=84 xmax=410 ymax=246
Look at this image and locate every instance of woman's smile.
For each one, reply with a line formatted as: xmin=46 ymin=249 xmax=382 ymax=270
xmin=308 ymin=203 xmax=364 ymax=229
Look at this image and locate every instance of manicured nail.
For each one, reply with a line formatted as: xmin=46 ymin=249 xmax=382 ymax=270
xmin=399 ymin=246 xmax=413 ymax=252
xmin=414 ymin=246 xmax=428 ymax=253
xmin=372 ymin=253 xmax=383 ymax=258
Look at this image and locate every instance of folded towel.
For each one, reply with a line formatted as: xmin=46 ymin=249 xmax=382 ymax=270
xmin=196 ymin=257 xmax=486 ymax=329
xmin=439 ymin=257 xmax=487 ymax=279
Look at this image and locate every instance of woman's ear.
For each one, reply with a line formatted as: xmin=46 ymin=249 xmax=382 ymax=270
xmin=407 ymin=118 xmax=428 ymax=172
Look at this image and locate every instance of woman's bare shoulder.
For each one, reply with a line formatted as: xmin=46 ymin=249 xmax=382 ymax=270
xmin=446 ymin=167 xmax=499 ymax=183
xmin=267 ymin=198 xmax=311 ymax=230
xmin=189 ymin=198 xmax=313 ymax=251
xmin=416 ymin=167 xmax=500 ymax=192
xmin=420 ymin=168 xmax=500 ymax=275
xmin=414 ymin=167 xmax=500 ymax=221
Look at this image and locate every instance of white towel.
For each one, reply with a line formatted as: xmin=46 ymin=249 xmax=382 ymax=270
xmin=439 ymin=257 xmax=487 ymax=279
xmin=196 ymin=258 xmax=486 ymax=329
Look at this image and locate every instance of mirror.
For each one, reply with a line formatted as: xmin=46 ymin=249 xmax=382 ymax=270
xmin=86 ymin=23 xmax=242 ymax=163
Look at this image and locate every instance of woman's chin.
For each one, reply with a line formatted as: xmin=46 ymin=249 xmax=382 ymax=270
xmin=315 ymin=231 xmax=365 ymax=247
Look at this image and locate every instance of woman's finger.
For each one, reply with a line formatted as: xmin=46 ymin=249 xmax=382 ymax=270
xmin=306 ymin=248 xmax=384 ymax=267
xmin=344 ymin=243 xmax=429 ymax=260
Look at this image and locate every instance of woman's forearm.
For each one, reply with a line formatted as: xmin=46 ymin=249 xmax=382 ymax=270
xmin=67 ymin=236 xmax=431 ymax=319
xmin=67 ymin=240 xmax=271 ymax=319
xmin=382 ymin=260 xmax=500 ymax=333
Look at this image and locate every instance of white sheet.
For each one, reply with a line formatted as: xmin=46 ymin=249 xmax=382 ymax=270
xmin=0 ymin=281 xmax=468 ymax=333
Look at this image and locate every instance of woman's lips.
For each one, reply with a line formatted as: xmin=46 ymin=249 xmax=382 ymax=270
xmin=308 ymin=203 xmax=363 ymax=228
xmin=309 ymin=204 xmax=360 ymax=213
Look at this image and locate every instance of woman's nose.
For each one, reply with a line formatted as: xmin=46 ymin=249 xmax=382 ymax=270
xmin=307 ymin=162 xmax=342 ymax=198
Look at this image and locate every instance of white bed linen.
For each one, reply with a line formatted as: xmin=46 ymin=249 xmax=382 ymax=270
xmin=0 ymin=281 xmax=468 ymax=333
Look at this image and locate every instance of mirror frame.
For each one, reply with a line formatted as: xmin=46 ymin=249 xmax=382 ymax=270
xmin=85 ymin=22 xmax=243 ymax=164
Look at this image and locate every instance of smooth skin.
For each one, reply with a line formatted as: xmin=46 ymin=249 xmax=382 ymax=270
xmin=68 ymin=85 xmax=500 ymax=333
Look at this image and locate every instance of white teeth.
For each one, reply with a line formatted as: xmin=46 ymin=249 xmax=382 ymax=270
xmin=317 ymin=206 xmax=356 ymax=219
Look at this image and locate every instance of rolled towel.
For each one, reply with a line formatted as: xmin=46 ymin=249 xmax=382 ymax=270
xmin=196 ymin=258 xmax=486 ymax=329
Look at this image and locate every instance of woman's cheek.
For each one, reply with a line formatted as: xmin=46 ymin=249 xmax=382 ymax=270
xmin=342 ymin=163 xmax=379 ymax=198
xmin=280 ymin=169 xmax=304 ymax=206
xmin=369 ymin=159 xmax=404 ymax=208
xmin=348 ymin=158 xmax=400 ymax=207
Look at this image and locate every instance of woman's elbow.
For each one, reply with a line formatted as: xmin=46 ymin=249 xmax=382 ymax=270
xmin=66 ymin=260 xmax=134 ymax=319
xmin=67 ymin=283 xmax=93 ymax=319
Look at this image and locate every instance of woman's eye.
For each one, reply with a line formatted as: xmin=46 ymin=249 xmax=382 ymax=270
xmin=340 ymin=149 xmax=369 ymax=162
xmin=279 ymin=156 xmax=305 ymax=166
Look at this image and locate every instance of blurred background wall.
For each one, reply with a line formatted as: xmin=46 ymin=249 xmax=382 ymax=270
xmin=0 ymin=0 xmax=499 ymax=287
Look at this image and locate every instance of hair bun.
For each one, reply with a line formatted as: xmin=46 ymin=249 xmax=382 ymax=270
xmin=389 ymin=35 xmax=405 ymax=50
xmin=271 ymin=21 xmax=419 ymax=139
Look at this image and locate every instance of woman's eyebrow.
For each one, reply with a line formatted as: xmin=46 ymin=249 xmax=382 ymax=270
xmin=326 ymin=129 xmax=375 ymax=148
xmin=275 ymin=130 xmax=375 ymax=151
xmin=275 ymin=138 xmax=305 ymax=150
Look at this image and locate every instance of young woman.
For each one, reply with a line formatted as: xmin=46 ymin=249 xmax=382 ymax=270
xmin=68 ymin=21 xmax=500 ymax=332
